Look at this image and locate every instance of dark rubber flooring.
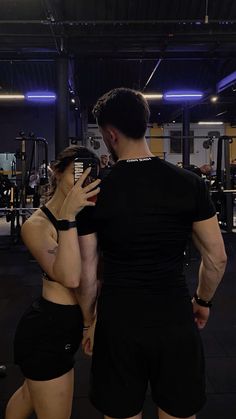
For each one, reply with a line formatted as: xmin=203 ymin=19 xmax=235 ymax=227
xmin=0 ymin=233 xmax=236 ymax=419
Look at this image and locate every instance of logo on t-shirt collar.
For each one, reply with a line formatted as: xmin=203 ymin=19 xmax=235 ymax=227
xmin=126 ymin=157 xmax=152 ymax=162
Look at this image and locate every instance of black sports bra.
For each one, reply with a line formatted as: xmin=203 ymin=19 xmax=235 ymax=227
xmin=40 ymin=205 xmax=58 ymax=282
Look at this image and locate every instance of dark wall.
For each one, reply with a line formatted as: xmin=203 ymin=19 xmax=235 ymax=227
xmin=0 ymin=104 xmax=55 ymax=161
xmin=0 ymin=104 xmax=83 ymax=167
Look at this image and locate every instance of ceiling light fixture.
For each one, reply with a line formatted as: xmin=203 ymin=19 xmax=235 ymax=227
xmin=143 ymin=94 xmax=163 ymax=99
xmin=26 ymin=92 xmax=56 ymax=102
xmin=216 ymin=110 xmax=227 ymax=116
xmin=198 ymin=121 xmax=223 ymax=125
xmin=0 ymin=94 xmax=24 ymax=100
xmin=164 ymin=91 xmax=203 ymax=101
xmin=217 ymin=71 xmax=236 ymax=93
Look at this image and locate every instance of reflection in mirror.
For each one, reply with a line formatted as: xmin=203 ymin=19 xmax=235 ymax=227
xmin=0 ymin=2 xmax=236 ymax=418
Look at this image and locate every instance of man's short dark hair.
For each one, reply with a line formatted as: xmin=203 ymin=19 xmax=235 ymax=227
xmin=92 ymin=87 xmax=150 ymax=139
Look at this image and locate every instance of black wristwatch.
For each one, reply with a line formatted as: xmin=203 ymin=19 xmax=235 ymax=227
xmin=193 ymin=292 xmax=212 ymax=308
xmin=57 ymin=219 xmax=77 ymax=231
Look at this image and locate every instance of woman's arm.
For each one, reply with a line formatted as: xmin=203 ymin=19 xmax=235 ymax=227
xmin=21 ymin=219 xmax=81 ymax=288
xmin=21 ymin=169 xmax=101 ymax=288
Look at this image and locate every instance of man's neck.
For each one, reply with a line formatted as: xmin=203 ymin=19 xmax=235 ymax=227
xmin=117 ymin=138 xmax=154 ymax=161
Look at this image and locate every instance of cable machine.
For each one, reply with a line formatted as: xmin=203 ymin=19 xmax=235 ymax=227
xmin=0 ymin=132 xmax=49 ymax=243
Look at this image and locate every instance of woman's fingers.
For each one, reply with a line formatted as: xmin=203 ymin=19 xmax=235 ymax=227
xmin=74 ymin=167 xmax=101 ymax=191
xmin=85 ymin=187 xmax=100 ymax=199
xmin=76 ymin=166 xmax=92 ymax=185
xmin=82 ymin=337 xmax=93 ymax=356
xmin=67 ymin=167 xmax=101 ymax=210
xmin=83 ymin=178 xmax=101 ymax=192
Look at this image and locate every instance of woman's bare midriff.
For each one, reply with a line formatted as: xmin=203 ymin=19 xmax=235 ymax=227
xmin=42 ymin=278 xmax=79 ymax=305
xmin=26 ymin=210 xmax=79 ymax=306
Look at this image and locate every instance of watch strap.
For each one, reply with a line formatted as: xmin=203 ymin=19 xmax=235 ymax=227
xmin=57 ymin=219 xmax=77 ymax=231
xmin=193 ymin=292 xmax=212 ymax=308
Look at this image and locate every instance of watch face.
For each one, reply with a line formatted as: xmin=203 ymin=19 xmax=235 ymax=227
xmin=57 ymin=220 xmax=67 ymax=230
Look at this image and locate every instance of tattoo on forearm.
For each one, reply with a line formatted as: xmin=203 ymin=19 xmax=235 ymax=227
xmin=47 ymin=246 xmax=58 ymax=255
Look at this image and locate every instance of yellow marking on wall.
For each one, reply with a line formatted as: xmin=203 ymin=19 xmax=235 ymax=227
xmin=149 ymin=125 xmax=164 ymax=158
xmin=225 ymin=124 xmax=236 ymax=161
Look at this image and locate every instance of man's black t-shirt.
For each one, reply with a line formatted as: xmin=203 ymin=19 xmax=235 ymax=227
xmin=77 ymin=157 xmax=215 ymax=295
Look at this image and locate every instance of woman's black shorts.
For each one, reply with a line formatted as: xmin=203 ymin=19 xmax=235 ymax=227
xmin=14 ymin=297 xmax=83 ymax=381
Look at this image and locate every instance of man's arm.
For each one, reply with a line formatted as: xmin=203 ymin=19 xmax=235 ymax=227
xmin=191 ymin=214 xmax=227 ymax=328
xmin=192 ymin=214 xmax=227 ymax=300
xmin=74 ymin=233 xmax=98 ymax=327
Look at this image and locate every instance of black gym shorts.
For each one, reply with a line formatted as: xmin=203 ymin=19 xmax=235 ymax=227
xmin=14 ymin=297 xmax=83 ymax=381
xmin=90 ymin=292 xmax=206 ymax=418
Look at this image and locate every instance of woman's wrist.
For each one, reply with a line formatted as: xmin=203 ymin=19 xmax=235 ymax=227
xmin=58 ymin=210 xmax=76 ymax=221
xmin=83 ymin=325 xmax=90 ymax=331
xmin=59 ymin=201 xmax=78 ymax=220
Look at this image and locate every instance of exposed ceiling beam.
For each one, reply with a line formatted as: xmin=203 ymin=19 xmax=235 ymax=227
xmin=0 ymin=51 xmax=236 ymax=60
xmin=40 ymin=0 xmax=65 ymax=54
xmin=1 ymin=19 xmax=236 ymax=24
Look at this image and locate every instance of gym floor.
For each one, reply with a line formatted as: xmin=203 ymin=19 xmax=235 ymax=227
xmin=0 ymin=225 xmax=236 ymax=419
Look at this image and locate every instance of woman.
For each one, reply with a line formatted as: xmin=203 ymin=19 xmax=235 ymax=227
xmin=5 ymin=146 xmax=101 ymax=419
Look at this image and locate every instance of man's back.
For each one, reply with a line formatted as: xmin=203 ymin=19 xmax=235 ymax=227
xmin=92 ymin=157 xmax=215 ymax=294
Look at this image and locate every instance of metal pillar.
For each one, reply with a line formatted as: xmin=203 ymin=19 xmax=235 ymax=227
xmin=55 ymin=56 xmax=69 ymax=156
xmin=80 ymin=107 xmax=88 ymax=146
xmin=224 ymin=139 xmax=233 ymax=232
xmin=182 ymin=105 xmax=190 ymax=167
xmin=74 ymin=107 xmax=82 ymax=139
xmin=74 ymin=111 xmax=80 ymax=137
xmin=20 ymin=139 xmax=26 ymax=208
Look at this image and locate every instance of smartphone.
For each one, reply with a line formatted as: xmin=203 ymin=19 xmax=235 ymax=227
xmin=74 ymin=157 xmax=98 ymax=185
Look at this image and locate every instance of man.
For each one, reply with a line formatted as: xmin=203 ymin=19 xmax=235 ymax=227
xmin=183 ymin=163 xmax=212 ymax=177
xmin=78 ymin=88 xmax=227 ymax=419
xmin=199 ymin=163 xmax=212 ymax=175
xmin=100 ymin=154 xmax=110 ymax=168
xmin=99 ymin=154 xmax=112 ymax=180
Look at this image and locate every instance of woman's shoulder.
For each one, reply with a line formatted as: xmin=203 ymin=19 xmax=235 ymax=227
xmin=21 ymin=208 xmax=52 ymax=237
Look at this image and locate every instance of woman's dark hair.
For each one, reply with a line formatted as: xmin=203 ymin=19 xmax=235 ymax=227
xmin=44 ymin=145 xmax=99 ymax=201
xmin=92 ymin=87 xmax=150 ymax=139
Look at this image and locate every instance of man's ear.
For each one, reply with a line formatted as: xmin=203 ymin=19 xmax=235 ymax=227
xmin=107 ymin=126 xmax=119 ymax=143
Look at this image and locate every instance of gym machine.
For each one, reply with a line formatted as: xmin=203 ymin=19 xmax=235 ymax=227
xmin=211 ymin=135 xmax=236 ymax=233
xmin=135 ymin=133 xmax=236 ymax=233
xmin=0 ymin=132 xmax=49 ymax=243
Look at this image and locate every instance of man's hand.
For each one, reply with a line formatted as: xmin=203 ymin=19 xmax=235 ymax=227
xmin=82 ymin=318 xmax=97 ymax=356
xmin=192 ymin=299 xmax=210 ymax=329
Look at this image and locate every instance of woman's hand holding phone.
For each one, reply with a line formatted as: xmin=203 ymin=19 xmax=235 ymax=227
xmin=60 ymin=167 xmax=101 ymax=219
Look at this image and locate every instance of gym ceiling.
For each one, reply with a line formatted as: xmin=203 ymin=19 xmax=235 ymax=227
xmin=0 ymin=0 xmax=236 ymax=124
